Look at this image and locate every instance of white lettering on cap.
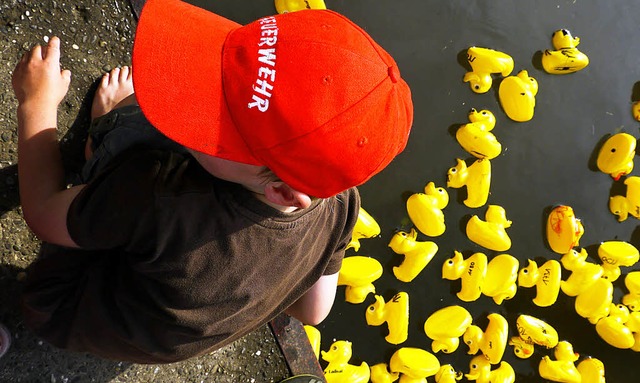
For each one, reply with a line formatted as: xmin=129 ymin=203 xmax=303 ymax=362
xmin=248 ymin=17 xmax=279 ymax=112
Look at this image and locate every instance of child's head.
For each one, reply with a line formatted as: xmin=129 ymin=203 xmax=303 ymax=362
xmin=133 ymin=0 xmax=413 ymax=198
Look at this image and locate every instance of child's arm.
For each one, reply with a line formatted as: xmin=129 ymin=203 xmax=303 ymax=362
xmin=284 ymin=272 xmax=338 ymax=325
xmin=12 ymin=36 xmax=83 ymax=248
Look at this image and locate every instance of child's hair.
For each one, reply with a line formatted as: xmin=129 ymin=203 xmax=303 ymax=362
xmin=257 ymin=167 xmax=280 ymax=185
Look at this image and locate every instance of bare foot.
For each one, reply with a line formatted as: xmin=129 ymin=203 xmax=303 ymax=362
xmin=86 ymin=66 xmax=135 ymax=160
xmin=90 ymin=66 xmax=135 ymax=120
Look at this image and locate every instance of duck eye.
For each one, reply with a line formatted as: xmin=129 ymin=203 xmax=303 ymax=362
xmin=474 ymin=84 xmax=480 ymax=90
xmin=368 ymin=306 xmax=375 ymax=311
xmin=448 ymin=259 xmax=454 ymax=265
xmin=522 ymin=269 xmax=529 ymax=274
xmin=450 ymin=168 xmax=457 ymax=173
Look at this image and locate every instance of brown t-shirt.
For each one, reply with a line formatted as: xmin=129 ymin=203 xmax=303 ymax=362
xmin=21 ymin=149 xmax=359 ymax=363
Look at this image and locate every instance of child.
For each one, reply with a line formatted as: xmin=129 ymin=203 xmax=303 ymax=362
xmin=13 ymin=0 xmax=413 ymax=363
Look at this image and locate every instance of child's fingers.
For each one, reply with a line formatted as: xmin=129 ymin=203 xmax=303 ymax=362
xmin=29 ymin=44 xmax=43 ymax=62
xmin=61 ymin=69 xmax=72 ymax=83
xmin=44 ymin=36 xmax=61 ymax=62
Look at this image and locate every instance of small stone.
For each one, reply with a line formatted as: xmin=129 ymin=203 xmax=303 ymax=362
xmin=72 ymin=44 xmax=79 ymax=50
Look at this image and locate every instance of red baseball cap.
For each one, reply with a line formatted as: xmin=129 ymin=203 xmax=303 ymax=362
xmin=133 ymin=0 xmax=413 ymax=198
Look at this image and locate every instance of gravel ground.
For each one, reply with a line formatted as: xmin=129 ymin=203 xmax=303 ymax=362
xmin=0 ymin=0 xmax=289 ymax=381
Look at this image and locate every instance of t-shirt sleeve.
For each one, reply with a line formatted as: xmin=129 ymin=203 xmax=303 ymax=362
xmin=322 ymin=188 xmax=361 ymax=275
xmin=67 ymin=150 xmax=163 ymax=253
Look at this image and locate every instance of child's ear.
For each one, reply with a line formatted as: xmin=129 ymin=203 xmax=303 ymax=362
xmin=264 ymin=181 xmax=312 ymax=209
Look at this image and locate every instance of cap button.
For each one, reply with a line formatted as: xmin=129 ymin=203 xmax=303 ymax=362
xmin=388 ymin=65 xmax=400 ymax=83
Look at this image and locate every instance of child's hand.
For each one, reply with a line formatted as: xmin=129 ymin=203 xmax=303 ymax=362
xmin=11 ymin=36 xmax=72 ymax=110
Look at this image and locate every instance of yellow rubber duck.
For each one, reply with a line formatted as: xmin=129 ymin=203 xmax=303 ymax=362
xmin=541 ymin=29 xmax=589 ymax=74
xmin=575 ymin=277 xmax=613 ymax=324
xmin=622 ymin=271 xmax=640 ymax=311
xmin=456 ymin=108 xmax=502 ymax=160
xmin=498 ymin=69 xmax=538 ymax=122
xmin=347 ymin=207 xmax=381 ymax=252
xmin=625 ymin=311 xmax=640 ymax=351
xmin=365 ymin=292 xmax=409 ymax=345
xmin=596 ymin=132 xmax=636 ymax=180
xmin=274 ymin=0 xmax=326 ymax=14
xmin=463 ymin=47 xmax=514 ymax=94
xmin=321 ymin=340 xmax=370 ymax=383
xmin=463 ymin=313 xmax=509 ymax=364
xmin=465 ymin=355 xmax=515 ymax=383
xmin=598 ymin=240 xmax=640 ymax=281
xmin=447 ymin=158 xmax=491 ymax=208
xmin=633 ymin=101 xmax=640 ymax=122
xmin=507 ymin=336 xmax=535 ymax=359
xmin=389 ymin=347 xmax=441 ymax=383
xmin=435 ymin=365 xmax=463 ymax=383
xmin=517 ymin=259 xmax=561 ymax=307
xmin=595 ymin=303 xmax=635 ymax=349
xmin=389 ymin=228 xmax=439 ymax=282
xmin=546 ymin=205 xmax=584 ymax=254
xmin=609 ymin=176 xmax=640 ymax=221
xmin=466 ymin=205 xmax=512 ymax=252
xmin=423 ymin=305 xmax=473 ymax=354
xmin=303 ymin=325 xmax=321 ymax=360
xmin=337 ymin=256 xmax=383 ymax=304
xmin=538 ymin=341 xmax=581 ymax=383
xmin=515 ymin=314 xmax=559 ymax=350
xmin=369 ymin=363 xmax=399 ymax=383
xmin=481 ymin=254 xmax=519 ymax=305
xmin=577 ymin=357 xmax=606 ymax=383
xmin=406 ymin=182 xmax=449 ymax=237
xmin=559 ymin=248 xmax=604 ymax=297
xmin=442 ymin=251 xmax=487 ymax=302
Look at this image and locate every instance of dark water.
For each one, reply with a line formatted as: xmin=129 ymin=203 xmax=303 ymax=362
xmin=188 ymin=1 xmax=640 ymax=381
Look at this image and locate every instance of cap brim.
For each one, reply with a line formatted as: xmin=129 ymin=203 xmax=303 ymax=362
xmin=133 ymin=0 xmax=259 ymax=164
